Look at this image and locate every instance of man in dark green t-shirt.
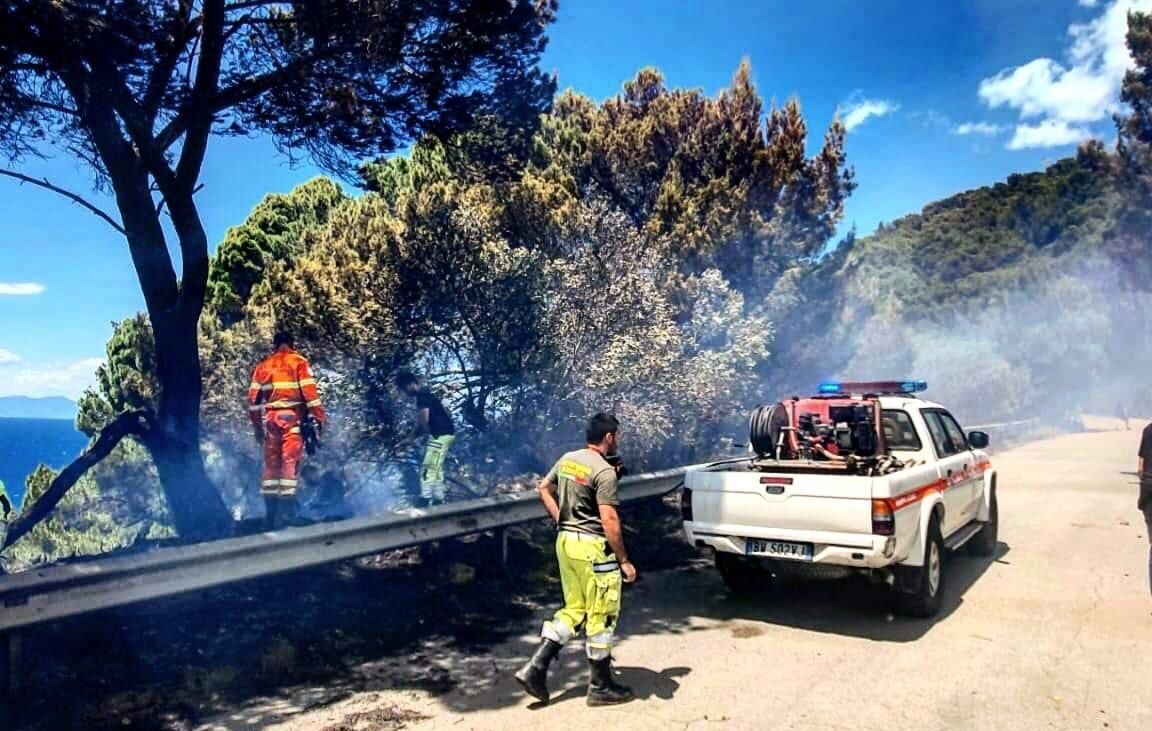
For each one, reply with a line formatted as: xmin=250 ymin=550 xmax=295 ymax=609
xmin=397 ymin=371 xmax=456 ymax=507
xmin=514 ymin=413 xmax=636 ymax=707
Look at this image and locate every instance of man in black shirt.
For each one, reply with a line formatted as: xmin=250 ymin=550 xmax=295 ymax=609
xmin=397 ymin=372 xmax=456 ymax=506
xmin=1138 ymin=422 xmax=1152 ymax=598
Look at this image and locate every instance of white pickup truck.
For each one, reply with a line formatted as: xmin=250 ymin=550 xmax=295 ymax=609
xmin=681 ymin=381 xmax=998 ymax=617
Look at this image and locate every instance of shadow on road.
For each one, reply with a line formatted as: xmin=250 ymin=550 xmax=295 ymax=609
xmin=617 ymin=540 xmax=1011 ymax=645
xmin=412 ymin=541 xmax=1010 ymax=718
xmin=534 ymin=665 xmax=691 ymax=709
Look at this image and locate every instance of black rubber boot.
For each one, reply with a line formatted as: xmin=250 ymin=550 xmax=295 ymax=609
xmin=263 ymin=497 xmax=280 ymax=531
xmin=281 ymin=498 xmax=309 ymax=527
xmin=586 ymin=657 xmax=634 ymax=707
xmin=514 ymin=638 xmax=562 ymax=704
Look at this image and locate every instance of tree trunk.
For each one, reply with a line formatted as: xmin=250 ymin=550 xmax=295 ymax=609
xmin=147 ymin=306 xmax=232 ymax=542
xmin=44 ymin=66 xmax=234 ymax=544
xmin=111 ymin=165 xmax=231 ymax=543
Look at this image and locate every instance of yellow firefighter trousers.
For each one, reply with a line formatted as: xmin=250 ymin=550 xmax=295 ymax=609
xmin=421 ymin=435 xmax=455 ymax=501
xmin=541 ymin=531 xmax=623 ymax=660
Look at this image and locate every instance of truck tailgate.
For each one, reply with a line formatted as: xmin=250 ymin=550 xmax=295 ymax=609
xmin=687 ymin=468 xmax=875 ymax=537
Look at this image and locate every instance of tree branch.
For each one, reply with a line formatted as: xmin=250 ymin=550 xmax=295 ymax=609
xmin=225 ymin=0 xmax=276 ymax=10
xmin=176 ymin=0 xmax=226 ymax=189
xmin=0 ymin=94 xmax=79 ymax=118
xmin=155 ymin=182 xmax=205 ymax=218
xmin=154 ymin=55 xmax=316 ymax=151
xmin=0 ymin=168 xmax=125 ymax=234
xmin=87 ymin=58 xmax=182 ymax=196
xmin=143 ymin=1 xmax=200 ymax=123
xmin=1 ymin=411 xmax=151 ymax=551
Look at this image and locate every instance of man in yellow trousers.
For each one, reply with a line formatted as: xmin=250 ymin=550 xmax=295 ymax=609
xmin=514 ymin=413 xmax=636 ymax=707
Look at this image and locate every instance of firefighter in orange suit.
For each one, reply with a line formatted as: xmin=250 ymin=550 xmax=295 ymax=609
xmin=248 ymin=330 xmax=325 ymax=529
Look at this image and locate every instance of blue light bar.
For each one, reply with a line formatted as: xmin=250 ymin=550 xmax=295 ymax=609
xmin=816 ymin=380 xmax=928 ymax=395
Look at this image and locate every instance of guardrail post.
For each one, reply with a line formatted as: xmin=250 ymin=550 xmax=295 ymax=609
xmin=1 ymin=630 xmax=20 ymax=697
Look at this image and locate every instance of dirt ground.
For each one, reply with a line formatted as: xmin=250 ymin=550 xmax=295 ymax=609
xmin=5 ymin=423 xmax=1152 ymax=731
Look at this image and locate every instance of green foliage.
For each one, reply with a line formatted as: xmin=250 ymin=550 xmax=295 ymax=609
xmin=1112 ymin=10 xmax=1152 ymax=288
xmin=207 ymin=178 xmax=348 ymax=324
xmin=0 ymin=1 xmax=558 ymax=178
xmin=515 ymin=62 xmax=854 ymax=302
xmin=76 ymin=314 xmax=159 ymax=437
xmin=1 ymin=443 xmax=173 ymax=572
xmin=846 ymin=155 xmax=1118 ymax=309
xmin=361 ymin=141 xmax=456 ymax=205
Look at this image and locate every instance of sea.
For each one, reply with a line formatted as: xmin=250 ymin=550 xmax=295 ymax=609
xmin=0 ymin=418 xmax=89 ymax=510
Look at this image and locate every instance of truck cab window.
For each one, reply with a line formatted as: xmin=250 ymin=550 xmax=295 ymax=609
xmin=881 ymin=410 xmax=922 ymax=451
xmin=939 ymin=412 xmax=969 ymax=452
xmin=923 ymin=411 xmax=958 ymax=457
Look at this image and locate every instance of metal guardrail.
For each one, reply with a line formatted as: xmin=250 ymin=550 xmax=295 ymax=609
xmin=0 ymin=462 xmax=713 ymax=634
xmin=966 ymin=418 xmax=1042 ymax=450
xmin=967 ymin=418 xmax=1039 ymax=432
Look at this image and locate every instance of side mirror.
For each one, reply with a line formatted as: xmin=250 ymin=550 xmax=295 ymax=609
xmin=968 ymin=431 xmax=989 ymax=449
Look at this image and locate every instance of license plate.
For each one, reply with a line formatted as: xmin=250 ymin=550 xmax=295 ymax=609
xmin=745 ymin=538 xmax=813 ymax=561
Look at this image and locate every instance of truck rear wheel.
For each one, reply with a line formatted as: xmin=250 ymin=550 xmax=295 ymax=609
xmin=896 ymin=516 xmax=945 ymax=618
xmin=966 ymin=488 xmax=999 ymax=557
xmin=716 ymin=553 xmax=769 ymax=596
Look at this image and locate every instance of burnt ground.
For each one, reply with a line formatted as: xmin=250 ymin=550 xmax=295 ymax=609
xmin=0 ymin=497 xmax=695 ymax=731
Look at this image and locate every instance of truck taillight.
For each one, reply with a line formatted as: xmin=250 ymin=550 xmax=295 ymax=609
xmin=680 ymin=486 xmax=693 ymax=522
xmin=872 ymin=499 xmax=894 ymax=536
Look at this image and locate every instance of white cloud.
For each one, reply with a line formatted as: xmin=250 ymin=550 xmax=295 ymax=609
xmin=0 ymin=349 xmax=20 ymax=364
xmin=1080 ymin=0 xmax=1100 ymax=7
xmin=0 ymin=358 xmax=103 ymax=399
xmin=953 ymin=122 xmax=1005 ymax=136
xmin=915 ymin=110 xmax=953 ymax=129
xmin=977 ymin=0 xmax=1152 ymax=148
xmin=1007 ymin=120 xmax=1095 ymax=149
xmin=0 ymin=282 xmax=45 ymax=296
xmin=840 ymin=96 xmax=900 ymax=131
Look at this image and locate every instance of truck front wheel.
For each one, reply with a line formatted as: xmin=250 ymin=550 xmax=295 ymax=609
xmin=896 ymin=516 xmax=945 ymax=618
xmin=716 ymin=552 xmax=770 ymax=596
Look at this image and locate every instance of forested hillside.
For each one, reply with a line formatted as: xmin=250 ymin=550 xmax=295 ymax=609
xmin=777 ymin=145 xmax=1147 ymax=425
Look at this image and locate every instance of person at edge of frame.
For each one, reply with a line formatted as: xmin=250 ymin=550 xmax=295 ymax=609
xmin=1137 ymin=420 xmax=1152 ymax=607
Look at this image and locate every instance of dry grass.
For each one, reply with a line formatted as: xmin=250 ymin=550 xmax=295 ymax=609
xmin=318 ymin=704 xmax=427 ymax=731
xmin=730 ymin=624 xmax=764 ymax=639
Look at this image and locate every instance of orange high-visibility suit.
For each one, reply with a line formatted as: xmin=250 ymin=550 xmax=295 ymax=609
xmin=247 ymin=347 xmax=325 ymax=497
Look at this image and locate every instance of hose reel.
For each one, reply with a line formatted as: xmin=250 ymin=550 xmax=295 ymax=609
xmin=748 ymin=402 xmax=792 ymax=459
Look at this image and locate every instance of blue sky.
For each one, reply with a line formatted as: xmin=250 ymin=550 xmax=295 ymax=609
xmin=0 ymin=0 xmax=1145 ymax=398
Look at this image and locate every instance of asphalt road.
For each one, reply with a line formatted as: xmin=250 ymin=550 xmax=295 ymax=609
xmin=205 ymin=425 xmax=1152 ymax=731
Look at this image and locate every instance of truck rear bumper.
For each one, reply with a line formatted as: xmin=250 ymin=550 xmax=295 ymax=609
xmin=685 ymin=524 xmax=897 ymax=569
